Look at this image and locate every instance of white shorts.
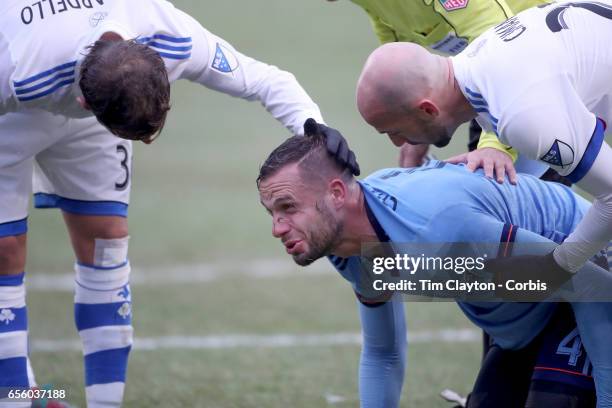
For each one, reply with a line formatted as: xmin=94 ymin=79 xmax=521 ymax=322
xmin=0 ymin=109 xmax=132 ymax=237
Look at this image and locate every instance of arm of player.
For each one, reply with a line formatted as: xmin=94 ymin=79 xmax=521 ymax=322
xmin=358 ymin=299 xmax=407 ymax=408
xmin=174 ymin=9 xmax=324 ymax=136
xmin=501 ymin=79 xmax=612 ymax=272
xmin=436 ymin=207 xmax=612 ymax=299
xmin=554 ymin=143 xmax=612 ymax=272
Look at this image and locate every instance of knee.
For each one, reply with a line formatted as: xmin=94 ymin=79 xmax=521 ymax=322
xmin=63 ymin=214 xmax=129 ymax=265
xmin=0 ymin=235 xmax=26 ymax=274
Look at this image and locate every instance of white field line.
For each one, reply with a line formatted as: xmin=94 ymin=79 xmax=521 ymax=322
xmin=31 ymin=328 xmax=479 ymax=352
xmin=26 ymin=258 xmax=333 ymax=292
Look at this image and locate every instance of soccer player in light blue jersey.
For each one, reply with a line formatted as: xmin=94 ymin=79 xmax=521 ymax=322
xmin=258 ymin=130 xmax=611 ymax=407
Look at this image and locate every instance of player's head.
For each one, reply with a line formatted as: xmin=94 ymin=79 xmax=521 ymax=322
xmin=258 ymin=132 xmax=356 ymax=266
xmin=356 ymin=42 xmax=453 ymax=148
xmin=79 ymin=39 xmax=171 ymax=143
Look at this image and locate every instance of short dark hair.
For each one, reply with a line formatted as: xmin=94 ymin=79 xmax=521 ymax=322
xmin=257 ymin=132 xmax=354 ymax=188
xmin=79 ymin=39 xmax=171 ymax=141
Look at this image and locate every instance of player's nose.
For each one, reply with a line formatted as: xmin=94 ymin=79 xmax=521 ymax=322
xmin=272 ymin=217 xmax=290 ymax=238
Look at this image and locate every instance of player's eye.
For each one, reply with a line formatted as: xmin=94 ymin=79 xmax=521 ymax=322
xmin=280 ymin=203 xmax=296 ymax=212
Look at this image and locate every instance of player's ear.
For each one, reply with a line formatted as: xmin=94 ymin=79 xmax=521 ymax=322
xmin=77 ymin=96 xmax=91 ymax=111
xmin=328 ymin=178 xmax=347 ymax=209
xmin=418 ymin=100 xmax=439 ymax=118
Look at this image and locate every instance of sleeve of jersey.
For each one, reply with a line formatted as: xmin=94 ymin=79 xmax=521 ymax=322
xmin=476 ymin=129 xmax=518 ymax=162
xmin=554 ymin=143 xmax=612 ymax=272
xmin=174 ymin=11 xmax=324 ymax=135
xmin=430 ymin=0 xmax=513 ymax=42
xmin=358 ymin=299 xmax=406 ymax=408
xmin=363 ymin=9 xmax=399 ymax=44
xmin=500 ymin=80 xmax=612 ymax=271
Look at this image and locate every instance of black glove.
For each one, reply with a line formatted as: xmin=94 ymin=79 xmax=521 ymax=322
xmin=487 ymin=251 xmax=573 ymax=301
xmin=303 ymin=118 xmax=360 ymax=176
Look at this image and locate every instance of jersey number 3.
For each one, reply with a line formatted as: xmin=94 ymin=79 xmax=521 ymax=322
xmin=545 ymin=2 xmax=612 ymax=32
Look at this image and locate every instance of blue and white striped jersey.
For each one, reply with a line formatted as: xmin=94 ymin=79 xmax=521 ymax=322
xmin=0 ymin=0 xmax=322 ymax=134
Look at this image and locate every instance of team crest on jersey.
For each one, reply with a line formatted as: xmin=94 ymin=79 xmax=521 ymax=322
xmin=212 ymin=43 xmax=239 ymax=74
xmin=540 ymin=139 xmax=574 ymax=168
xmin=439 ymin=0 xmax=469 ymax=11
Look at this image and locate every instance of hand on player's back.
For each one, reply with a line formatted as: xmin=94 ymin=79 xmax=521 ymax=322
xmin=446 ymin=147 xmax=517 ymax=185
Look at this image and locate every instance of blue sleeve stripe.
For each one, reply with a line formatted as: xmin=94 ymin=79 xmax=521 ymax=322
xmin=13 ymin=60 xmax=77 ymax=87
xmin=74 ymin=302 xmax=132 ymax=331
xmin=84 ymin=346 xmax=131 ymax=386
xmin=467 ymin=97 xmax=488 ymax=108
xmin=0 ymin=357 xmax=29 ymax=388
xmin=567 ymin=118 xmax=606 ymax=183
xmin=464 ymin=86 xmax=485 ymax=100
xmin=34 ymin=193 xmax=128 ymax=217
xmin=0 ymin=272 xmax=25 ymax=287
xmin=0 ymin=218 xmax=27 ymax=238
xmin=17 ymin=78 xmax=75 ymax=102
xmin=15 ymin=70 xmax=75 ymax=95
xmin=157 ymin=51 xmax=191 ymax=60
xmin=0 ymin=307 xmax=27 ymax=333
xmin=151 ymin=34 xmax=191 ymax=43
xmin=144 ymin=41 xmax=192 ymax=52
xmin=136 ymin=34 xmax=192 ymax=44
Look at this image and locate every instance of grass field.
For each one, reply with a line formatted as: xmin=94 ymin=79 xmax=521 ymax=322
xmin=21 ymin=0 xmax=525 ymax=406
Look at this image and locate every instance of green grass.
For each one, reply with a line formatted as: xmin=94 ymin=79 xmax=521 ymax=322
xmin=22 ymin=0 xmax=495 ymax=406
xmin=28 ymin=271 xmax=478 ymax=408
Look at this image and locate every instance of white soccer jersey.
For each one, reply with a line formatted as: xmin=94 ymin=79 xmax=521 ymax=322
xmin=452 ymin=0 xmax=612 ymax=272
xmin=0 ymin=0 xmax=323 ymax=135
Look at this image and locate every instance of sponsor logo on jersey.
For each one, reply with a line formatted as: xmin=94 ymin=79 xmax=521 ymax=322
xmin=212 ymin=43 xmax=239 ymax=74
xmin=540 ymin=139 xmax=574 ymax=168
xmin=439 ymin=0 xmax=469 ymax=11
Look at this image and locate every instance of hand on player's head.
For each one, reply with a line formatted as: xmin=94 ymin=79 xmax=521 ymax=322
xmin=303 ymin=119 xmax=360 ymax=176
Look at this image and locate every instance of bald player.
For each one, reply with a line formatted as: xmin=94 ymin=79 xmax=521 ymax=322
xmin=326 ymin=0 xmax=553 ymax=179
xmin=355 ymin=1 xmax=612 ymax=277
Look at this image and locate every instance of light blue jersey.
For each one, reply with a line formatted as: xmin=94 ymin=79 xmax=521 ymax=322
xmin=335 ymin=161 xmax=589 ymax=348
xmin=360 ymin=160 xmax=587 ymax=245
xmin=331 ymin=161 xmax=612 ymax=407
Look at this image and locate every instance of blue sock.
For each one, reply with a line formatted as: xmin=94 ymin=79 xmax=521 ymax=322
xmin=0 ymin=272 xmax=35 ymax=407
xmin=74 ymin=261 xmax=132 ymax=408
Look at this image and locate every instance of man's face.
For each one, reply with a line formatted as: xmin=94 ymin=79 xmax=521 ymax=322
xmin=369 ymin=110 xmax=451 ymax=148
xmin=259 ymin=164 xmax=342 ymax=266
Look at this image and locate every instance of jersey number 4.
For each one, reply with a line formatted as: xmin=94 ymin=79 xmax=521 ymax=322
xmin=556 ymin=328 xmax=592 ymax=375
xmin=545 ymin=2 xmax=612 ymax=32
